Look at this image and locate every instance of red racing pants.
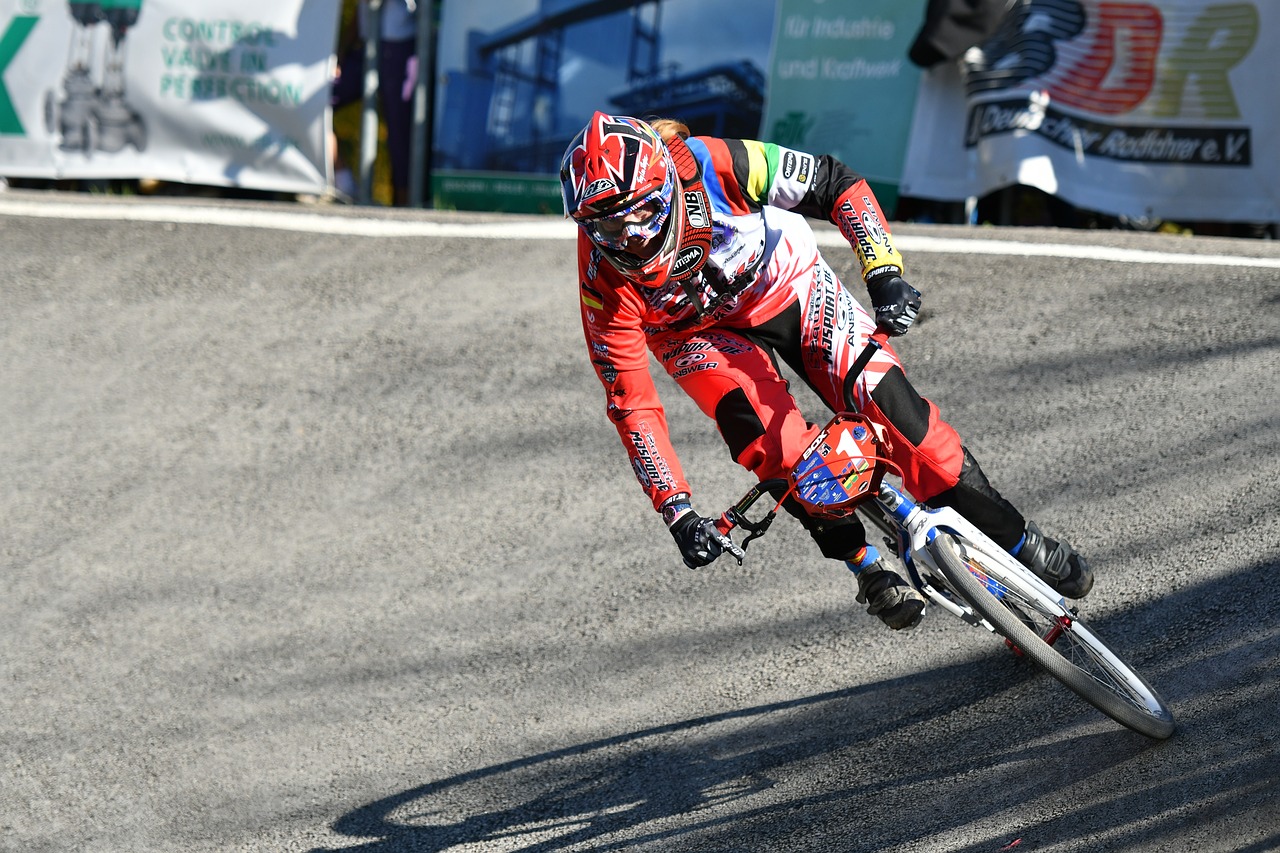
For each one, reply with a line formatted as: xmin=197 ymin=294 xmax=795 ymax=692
xmin=651 ymin=256 xmax=1023 ymax=559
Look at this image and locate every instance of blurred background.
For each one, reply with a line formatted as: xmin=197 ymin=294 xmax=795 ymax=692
xmin=1 ymin=0 xmax=1275 ymax=236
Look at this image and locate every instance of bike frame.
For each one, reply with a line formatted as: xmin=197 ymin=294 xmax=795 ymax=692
xmin=870 ymin=481 xmax=1067 ymax=631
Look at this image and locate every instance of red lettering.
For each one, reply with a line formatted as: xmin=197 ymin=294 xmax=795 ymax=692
xmin=1048 ymin=2 xmax=1163 ymax=114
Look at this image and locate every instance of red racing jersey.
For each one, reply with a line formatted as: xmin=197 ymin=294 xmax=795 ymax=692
xmin=577 ymin=135 xmax=904 ymax=512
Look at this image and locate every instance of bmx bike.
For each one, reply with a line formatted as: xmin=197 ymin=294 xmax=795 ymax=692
xmin=713 ymin=332 xmax=1176 ymax=740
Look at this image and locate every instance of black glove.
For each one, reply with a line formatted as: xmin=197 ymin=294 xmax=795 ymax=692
xmin=668 ymin=508 xmax=744 ymax=569
xmin=867 ymin=274 xmax=922 ymax=336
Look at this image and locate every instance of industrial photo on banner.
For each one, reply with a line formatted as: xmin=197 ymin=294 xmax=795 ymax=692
xmin=0 ymin=0 xmax=338 ymax=194
xmin=430 ymin=0 xmax=926 ymax=214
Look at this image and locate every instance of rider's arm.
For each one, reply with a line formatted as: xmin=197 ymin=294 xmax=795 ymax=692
xmin=692 ymin=136 xmax=904 ymax=286
xmin=577 ymin=238 xmax=691 ymax=513
xmin=692 ymin=136 xmax=919 ymax=335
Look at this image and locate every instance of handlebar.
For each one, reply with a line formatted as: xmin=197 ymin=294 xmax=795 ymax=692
xmin=842 ymin=329 xmax=889 ymax=411
xmin=714 ymin=477 xmax=788 ymax=548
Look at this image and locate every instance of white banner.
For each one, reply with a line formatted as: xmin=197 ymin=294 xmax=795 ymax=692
xmin=900 ymin=0 xmax=1280 ymax=224
xmin=0 ymin=0 xmax=338 ymax=194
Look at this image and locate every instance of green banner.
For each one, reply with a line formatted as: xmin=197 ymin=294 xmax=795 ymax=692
xmin=762 ymin=0 xmax=927 ymax=212
xmin=431 ymin=170 xmax=563 ymax=215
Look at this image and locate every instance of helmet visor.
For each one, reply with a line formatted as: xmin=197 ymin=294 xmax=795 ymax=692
xmin=580 ymin=182 xmax=672 ymax=252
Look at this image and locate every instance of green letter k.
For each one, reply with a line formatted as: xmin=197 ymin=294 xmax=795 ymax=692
xmin=0 ymin=16 xmax=38 ymax=135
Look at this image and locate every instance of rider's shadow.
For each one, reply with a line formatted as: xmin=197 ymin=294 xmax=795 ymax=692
xmin=308 ymin=655 xmax=1148 ymax=852
xmin=311 ymin=558 xmax=1280 ymax=852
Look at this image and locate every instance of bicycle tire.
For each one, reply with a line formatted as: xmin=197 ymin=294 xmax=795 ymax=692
xmin=929 ymin=533 xmax=1175 ymax=740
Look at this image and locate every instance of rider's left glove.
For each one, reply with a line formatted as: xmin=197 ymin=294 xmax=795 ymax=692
xmin=663 ymin=496 xmax=743 ymax=568
xmin=867 ymin=274 xmax=922 ymax=336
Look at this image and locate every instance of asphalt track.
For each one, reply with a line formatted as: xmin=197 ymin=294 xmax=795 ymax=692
xmin=2 ymin=190 xmax=1279 ymax=852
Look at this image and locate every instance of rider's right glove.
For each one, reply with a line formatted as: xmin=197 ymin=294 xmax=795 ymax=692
xmin=867 ymin=274 xmax=922 ymax=336
xmin=663 ymin=495 xmax=744 ymax=569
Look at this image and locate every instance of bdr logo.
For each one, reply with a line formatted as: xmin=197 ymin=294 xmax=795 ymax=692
xmin=0 ymin=15 xmax=37 ymax=134
xmin=967 ymin=1 xmax=1260 ymax=118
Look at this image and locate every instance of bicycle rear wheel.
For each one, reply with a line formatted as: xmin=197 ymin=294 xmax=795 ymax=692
xmin=929 ymin=532 xmax=1175 ymax=740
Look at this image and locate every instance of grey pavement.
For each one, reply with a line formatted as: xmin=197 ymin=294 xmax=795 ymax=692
xmin=2 ymin=191 xmax=1279 ymax=852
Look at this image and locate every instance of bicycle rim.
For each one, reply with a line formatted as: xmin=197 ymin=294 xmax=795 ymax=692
xmin=930 ymin=533 xmax=1175 ymax=740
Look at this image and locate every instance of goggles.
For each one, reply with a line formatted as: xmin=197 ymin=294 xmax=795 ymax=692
xmin=581 ymin=184 xmax=672 ymax=252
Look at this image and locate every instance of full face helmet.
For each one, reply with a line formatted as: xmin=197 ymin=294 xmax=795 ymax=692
xmin=560 ymin=112 xmax=686 ymax=287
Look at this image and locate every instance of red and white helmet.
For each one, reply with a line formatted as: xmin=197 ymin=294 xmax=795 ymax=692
xmin=560 ymin=112 xmax=686 ymax=287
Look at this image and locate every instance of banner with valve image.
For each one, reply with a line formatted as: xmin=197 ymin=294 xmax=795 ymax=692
xmin=0 ymin=0 xmax=338 ymax=194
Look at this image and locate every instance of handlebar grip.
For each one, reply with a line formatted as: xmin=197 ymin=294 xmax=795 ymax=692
xmin=842 ymin=331 xmax=890 ymax=411
xmin=714 ymin=512 xmax=734 ymax=535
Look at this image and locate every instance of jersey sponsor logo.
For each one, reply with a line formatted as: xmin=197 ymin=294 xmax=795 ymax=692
xmin=658 ymin=336 xmax=751 ymax=362
xmin=802 ymin=266 xmax=838 ymax=369
xmin=683 ymin=190 xmax=709 ymax=228
xmin=673 ymin=361 xmax=717 ymax=379
xmin=804 ymin=280 xmax=838 ymax=367
xmin=796 ymin=154 xmax=812 ymax=183
xmin=593 ymin=359 xmax=618 ymax=383
xmin=782 ymin=151 xmax=813 ymax=184
xmin=860 ymin=204 xmax=890 ymax=247
xmin=836 ymin=199 xmax=873 ymax=260
xmin=837 ymin=198 xmax=895 ymax=264
xmin=628 ymin=428 xmax=675 ymax=491
xmin=672 ymin=244 xmax=706 ymax=277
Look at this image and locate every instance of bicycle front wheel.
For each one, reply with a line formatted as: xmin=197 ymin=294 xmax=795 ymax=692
xmin=929 ymin=533 xmax=1175 ymax=740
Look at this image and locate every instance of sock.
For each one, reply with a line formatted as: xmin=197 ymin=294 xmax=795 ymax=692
xmin=845 ymin=544 xmax=880 ymax=574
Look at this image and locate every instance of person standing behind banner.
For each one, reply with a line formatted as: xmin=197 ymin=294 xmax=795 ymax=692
xmin=907 ymin=0 xmax=1009 ymax=70
xmin=332 ymin=0 xmax=419 ymax=206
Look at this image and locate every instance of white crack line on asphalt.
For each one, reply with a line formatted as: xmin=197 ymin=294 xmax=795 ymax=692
xmin=3 ymin=198 xmax=1280 ymax=268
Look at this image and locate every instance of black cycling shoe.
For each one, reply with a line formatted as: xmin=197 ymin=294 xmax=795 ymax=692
xmin=856 ymin=562 xmax=926 ymax=630
xmin=1016 ymin=521 xmax=1094 ymax=598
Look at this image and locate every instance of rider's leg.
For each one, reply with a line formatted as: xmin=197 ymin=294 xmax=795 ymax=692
xmin=857 ymin=363 xmax=1093 ymax=597
xmin=865 ymin=374 xmax=1094 ymax=597
xmin=652 ymin=326 xmax=924 ymax=628
xmin=775 ymin=260 xmax=1093 ymax=598
xmin=864 ymin=368 xmax=1020 ymax=545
